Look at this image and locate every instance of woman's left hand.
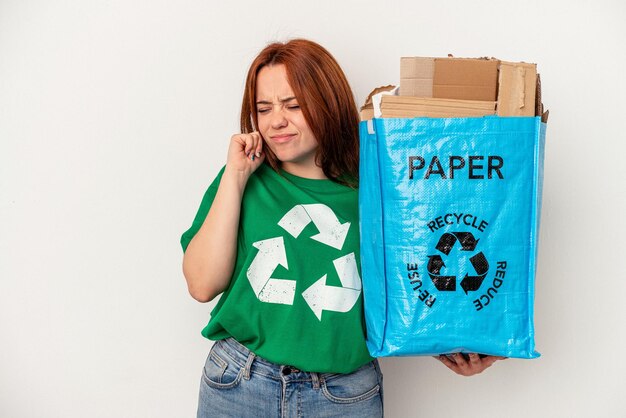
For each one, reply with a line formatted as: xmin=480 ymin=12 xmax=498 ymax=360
xmin=435 ymin=353 xmax=506 ymax=376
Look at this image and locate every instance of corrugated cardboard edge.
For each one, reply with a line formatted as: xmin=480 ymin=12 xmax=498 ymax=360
xmin=536 ymin=73 xmax=549 ymax=123
xmin=535 ymin=73 xmax=543 ymax=117
xmin=360 ymin=85 xmax=396 ymax=121
xmin=361 ymin=85 xmax=397 ymax=110
xmin=535 ymin=73 xmax=550 ymax=123
xmin=380 ymin=96 xmax=496 ymax=118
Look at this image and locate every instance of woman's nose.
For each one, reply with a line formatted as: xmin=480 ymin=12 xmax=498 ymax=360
xmin=270 ymin=109 xmax=288 ymax=129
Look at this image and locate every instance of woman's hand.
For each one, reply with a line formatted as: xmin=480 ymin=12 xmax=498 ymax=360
xmin=226 ymin=132 xmax=265 ymax=178
xmin=435 ymin=353 xmax=506 ymax=377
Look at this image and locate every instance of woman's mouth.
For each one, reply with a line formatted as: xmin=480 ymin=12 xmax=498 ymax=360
xmin=271 ymin=134 xmax=296 ymax=144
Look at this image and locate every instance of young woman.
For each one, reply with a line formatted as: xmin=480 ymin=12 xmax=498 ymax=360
xmin=181 ymin=38 xmax=501 ymax=418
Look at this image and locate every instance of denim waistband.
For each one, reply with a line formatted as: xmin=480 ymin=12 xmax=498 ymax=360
xmin=215 ymin=337 xmax=380 ymax=386
xmin=214 ymin=337 xmax=324 ymax=385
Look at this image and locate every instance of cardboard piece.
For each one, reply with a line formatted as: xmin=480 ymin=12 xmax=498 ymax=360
xmin=365 ymin=56 xmax=547 ymax=120
xmin=433 ymin=58 xmax=499 ymax=101
xmin=535 ymin=73 xmax=543 ymax=117
xmin=360 ymin=107 xmax=375 ymax=121
xmin=535 ymin=73 xmax=549 ymax=122
xmin=381 ymin=96 xmax=495 ymax=118
xmin=400 ymin=57 xmax=434 ymax=97
xmin=360 ymin=85 xmax=396 ymax=121
xmin=496 ymin=61 xmax=537 ymax=116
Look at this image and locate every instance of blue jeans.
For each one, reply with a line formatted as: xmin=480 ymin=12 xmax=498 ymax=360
xmin=197 ymin=338 xmax=383 ymax=417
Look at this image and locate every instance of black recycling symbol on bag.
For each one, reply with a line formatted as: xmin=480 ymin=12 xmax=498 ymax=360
xmin=427 ymin=232 xmax=489 ymax=294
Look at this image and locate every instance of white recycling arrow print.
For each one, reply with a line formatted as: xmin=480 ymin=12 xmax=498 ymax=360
xmin=246 ymin=237 xmax=296 ymax=305
xmin=247 ymin=204 xmax=361 ymax=317
xmin=278 ymin=204 xmax=350 ymax=250
xmin=302 ymin=252 xmax=362 ymax=320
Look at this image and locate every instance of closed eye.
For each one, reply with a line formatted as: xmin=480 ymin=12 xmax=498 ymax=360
xmin=256 ymin=101 xmax=300 ymax=114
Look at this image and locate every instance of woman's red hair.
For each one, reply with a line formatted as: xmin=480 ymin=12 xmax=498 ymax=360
xmin=240 ymin=39 xmax=359 ymax=187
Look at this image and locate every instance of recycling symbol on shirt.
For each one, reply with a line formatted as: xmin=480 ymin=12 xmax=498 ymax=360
xmin=427 ymin=232 xmax=489 ymax=294
xmin=246 ymin=203 xmax=361 ymax=320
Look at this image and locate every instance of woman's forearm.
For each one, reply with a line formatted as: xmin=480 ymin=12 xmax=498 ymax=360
xmin=182 ymin=167 xmax=249 ymax=302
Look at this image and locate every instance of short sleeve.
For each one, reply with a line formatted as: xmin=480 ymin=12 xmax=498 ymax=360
xmin=180 ymin=166 xmax=226 ymax=252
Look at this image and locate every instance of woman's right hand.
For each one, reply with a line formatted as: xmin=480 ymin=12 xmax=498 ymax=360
xmin=226 ymin=132 xmax=265 ymax=179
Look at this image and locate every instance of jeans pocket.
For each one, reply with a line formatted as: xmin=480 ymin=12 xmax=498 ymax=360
xmin=201 ymin=343 xmax=243 ymax=389
xmin=321 ymin=362 xmax=381 ymax=404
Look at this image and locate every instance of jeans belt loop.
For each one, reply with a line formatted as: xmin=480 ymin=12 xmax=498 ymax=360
xmin=243 ymin=351 xmax=255 ymax=381
xmin=311 ymin=372 xmax=320 ymax=390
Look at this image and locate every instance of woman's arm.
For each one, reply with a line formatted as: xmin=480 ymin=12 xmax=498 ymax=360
xmin=182 ymin=133 xmax=264 ymax=302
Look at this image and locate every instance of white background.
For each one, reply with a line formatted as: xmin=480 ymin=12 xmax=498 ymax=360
xmin=1 ymin=0 xmax=625 ymax=417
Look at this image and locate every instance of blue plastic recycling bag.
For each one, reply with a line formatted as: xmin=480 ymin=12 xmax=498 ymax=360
xmin=359 ymin=116 xmax=546 ymax=359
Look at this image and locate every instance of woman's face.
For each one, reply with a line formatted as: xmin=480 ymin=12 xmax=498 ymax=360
xmin=255 ymin=64 xmax=320 ymax=177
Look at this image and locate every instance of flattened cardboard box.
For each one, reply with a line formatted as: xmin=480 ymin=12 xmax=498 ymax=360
xmin=433 ymin=58 xmax=499 ymax=101
xmin=381 ymin=96 xmax=495 ymax=118
xmin=400 ymin=57 xmax=500 ymax=102
xmin=400 ymin=57 xmax=434 ymax=97
xmin=496 ymin=61 xmax=537 ymax=116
